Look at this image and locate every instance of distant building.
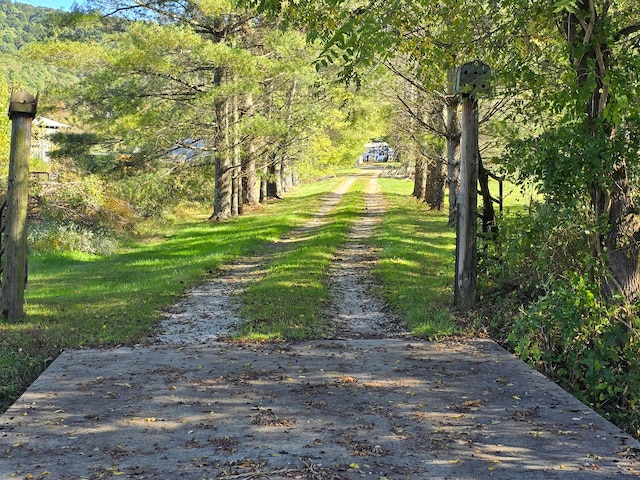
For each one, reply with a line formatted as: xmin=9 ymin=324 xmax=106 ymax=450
xmin=33 ymin=116 xmax=71 ymax=162
xmin=360 ymin=142 xmax=395 ymax=163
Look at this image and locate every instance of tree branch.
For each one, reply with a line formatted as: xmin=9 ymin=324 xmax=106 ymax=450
xmin=615 ymin=23 xmax=640 ymax=42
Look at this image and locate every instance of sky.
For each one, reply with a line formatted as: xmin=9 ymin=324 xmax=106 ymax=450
xmin=18 ymin=0 xmax=77 ymax=11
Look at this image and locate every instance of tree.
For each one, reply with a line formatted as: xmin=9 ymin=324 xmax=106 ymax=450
xmin=243 ymin=0 xmax=514 ymax=226
xmin=500 ymin=0 xmax=640 ymax=301
xmin=34 ymin=1 xmax=376 ymax=221
xmin=386 ymin=74 xmax=446 ymax=210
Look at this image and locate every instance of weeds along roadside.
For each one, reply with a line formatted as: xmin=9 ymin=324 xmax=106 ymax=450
xmin=0 ymin=176 xmax=345 ymax=413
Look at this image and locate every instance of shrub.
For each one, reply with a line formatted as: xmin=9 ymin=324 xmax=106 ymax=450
xmin=479 ymin=202 xmax=640 ymax=438
xmin=28 ymin=221 xmax=119 ymax=255
xmin=508 ymin=275 xmax=640 ymax=437
xmin=113 ymin=163 xmax=215 ymax=219
xmin=478 ymin=201 xmax=599 ymax=300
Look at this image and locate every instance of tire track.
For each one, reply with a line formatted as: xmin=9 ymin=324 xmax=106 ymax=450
xmin=154 ymin=175 xmax=360 ymax=344
xmin=327 ymin=169 xmax=406 ymax=338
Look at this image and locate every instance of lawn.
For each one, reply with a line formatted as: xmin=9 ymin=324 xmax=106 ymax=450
xmin=0 ymin=176 xmax=344 ymax=410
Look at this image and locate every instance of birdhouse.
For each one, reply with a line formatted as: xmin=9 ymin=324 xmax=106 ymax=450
xmin=455 ymin=61 xmax=491 ymax=97
xmin=8 ymin=91 xmax=38 ymax=119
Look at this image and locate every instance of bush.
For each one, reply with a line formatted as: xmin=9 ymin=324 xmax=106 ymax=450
xmin=113 ymin=163 xmax=215 ymax=219
xmin=478 ymin=202 xmax=640 ymax=438
xmin=478 ymin=201 xmax=599 ymax=299
xmin=507 ymin=275 xmax=640 ymax=437
xmin=28 ymin=221 xmax=119 ymax=255
xmin=38 ymin=173 xmax=105 ymax=223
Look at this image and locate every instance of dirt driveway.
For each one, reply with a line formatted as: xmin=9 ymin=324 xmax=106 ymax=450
xmin=1 ymin=169 xmax=639 ymax=479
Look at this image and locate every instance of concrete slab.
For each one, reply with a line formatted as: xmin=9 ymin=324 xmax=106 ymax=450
xmin=1 ymin=338 xmax=639 ymax=479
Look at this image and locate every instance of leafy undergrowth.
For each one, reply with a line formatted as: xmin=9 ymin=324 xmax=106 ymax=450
xmin=475 ymin=203 xmax=640 ymax=440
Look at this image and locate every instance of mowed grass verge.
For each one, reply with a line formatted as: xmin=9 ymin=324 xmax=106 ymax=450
xmin=0 ymin=176 xmax=344 ymax=412
xmin=373 ymin=178 xmax=458 ymax=338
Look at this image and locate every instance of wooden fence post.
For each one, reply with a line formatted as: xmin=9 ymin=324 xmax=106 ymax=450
xmin=454 ymin=96 xmax=479 ymax=308
xmin=453 ymin=61 xmax=490 ymax=309
xmin=2 ymin=91 xmax=37 ymax=322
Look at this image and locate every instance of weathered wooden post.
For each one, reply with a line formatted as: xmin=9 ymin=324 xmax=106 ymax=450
xmin=2 ymin=91 xmax=37 ymax=322
xmin=453 ymin=61 xmax=490 ymax=309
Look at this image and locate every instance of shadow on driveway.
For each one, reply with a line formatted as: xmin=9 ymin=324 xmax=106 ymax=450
xmin=1 ymin=339 xmax=639 ymax=479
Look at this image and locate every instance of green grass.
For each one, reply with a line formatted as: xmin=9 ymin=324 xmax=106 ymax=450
xmin=0 ymin=172 xmax=462 ymax=412
xmin=0 ymin=176 xmax=344 ymax=411
xmin=239 ymin=180 xmax=366 ymax=341
xmin=373 ymin=178 xmax=458 ymax=339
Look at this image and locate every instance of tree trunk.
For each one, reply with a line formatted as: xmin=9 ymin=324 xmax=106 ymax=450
xmin=279 ymin=80 xmax=297 ymax=195
xmin=478 ymin=152 xmax=497 ymax=236
xmin=211 ymin=95 xmax=232 ymax=221
xmin=259 ymin=165 xmax=268 ymax=203
xmin=604 ymin=160 xmax=640 ymax=300
xmin=266 ymin=157 xmax=283 ymax=199
xmin=281 ymin=160 xmax=292 ymax=192
xmin=445 ymin=68 xmax=461 ymax=227
xmin=408 ymin=82 xmax=426 ymax=200
xmin=412 ymin=154 xmax=426 ymax=200
xmin=242 ymin=92 xmax=259 ymax=207
xmin=231 ymin=94 xmax=241 ymax=217
xmin=563 ymin=4 xmax=640 ymax=300
xmin=425 ymin=154 xmax=445 ymax=211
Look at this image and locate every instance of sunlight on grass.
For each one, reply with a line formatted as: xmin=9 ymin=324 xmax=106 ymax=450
xmin=0 ymin=177 xmax=344 ymax=412
xmin=374 ymin=178 xmax=457 ymax=339
xmin=239 ymin=180 xmax=367 ymax=341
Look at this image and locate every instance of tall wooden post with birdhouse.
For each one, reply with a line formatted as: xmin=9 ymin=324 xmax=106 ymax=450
xmin=453 ymin=61 xmax=490 ymax=309
xmin=2 ymin=91 xmax=37 ymax=322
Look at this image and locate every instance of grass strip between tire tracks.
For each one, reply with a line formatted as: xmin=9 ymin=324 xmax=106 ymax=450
xmin=238 ymin=179 xmax=367 ymax=341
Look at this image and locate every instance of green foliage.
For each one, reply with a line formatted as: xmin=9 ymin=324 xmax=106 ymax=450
xmin=0 ymin=2 xmax=81 ymax=94
xmin=28 ymin=221 xmax=119 ymax=255
xmin=113 ymin=162 xmax=216 ymax=219
xmin=36 ymin=6 xmax=369 ymax=215
xmin=479 ymin=202 xmax=599 ymax=297
xmin=479 ymin=203 xmax=640 ymax=438
xmin=0 ymin=82 xmax=9 ymax=170
xmin=507 ymin=275 xmax=640 ymax=437
xmin=49 ymin=133 xmax=112 ymax=173
xmin=0 ymin=343 xmax=46 ymax=407
xmin=0 ymin=1 xmax=55 ymax=52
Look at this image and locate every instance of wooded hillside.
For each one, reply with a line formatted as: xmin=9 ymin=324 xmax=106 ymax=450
xmin=0 ymin=1 xmax=70 ymax=91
